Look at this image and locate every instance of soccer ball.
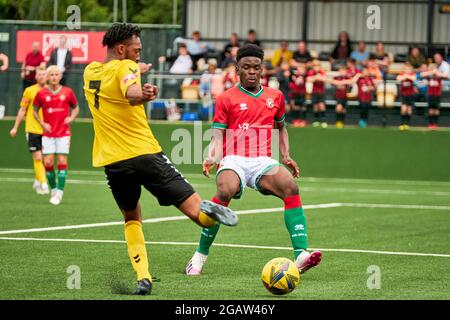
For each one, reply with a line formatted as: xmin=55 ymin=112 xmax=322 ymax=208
xmin=261 ymin=257 xmax=300 ymax=295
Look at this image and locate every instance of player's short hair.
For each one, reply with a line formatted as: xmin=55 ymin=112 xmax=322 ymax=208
xmin=236 ymin=44 xmax=264 ymax=62
xmin=46 ymin=65 xmax=61 ymax=75
xmin=102 ymin=23 xmax=141 ymax=49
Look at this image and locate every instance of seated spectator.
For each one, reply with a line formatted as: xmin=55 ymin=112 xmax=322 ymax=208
xmin=220 ymin=46 xmax=238 ymax=69
xmin=291 ymin=40 xmax=312 ymax=65
xmin=407 ymin=47 xmax=426 ymax=69
xmin=176 ymin=31 xmax=214 ymax=71
xmin=330 ymin=31 xmax=353 ymax=67
xmin=433 ymin=52 xmax=450 ymax=80
xmin=222 ymin=32 xmax=240 ymax=61
xmin=373 ymin=42 xmax=390 ymax=74
xmin=271 ymin=40 xmax=293 ymax=68
xmin=350 ymin=41 xmax=370 ymax=69
xmin=159 ymin=43 xmax=193 ymax=74
xmin=200 ymin=62 xmax=224 ymax=99
xmin=275 ymin=61 xmax=292 ymax=103
xmin=0 ymin=51 xmax=8 ymax=72
xmin=244 ymin=29 xmax=262 ymax=48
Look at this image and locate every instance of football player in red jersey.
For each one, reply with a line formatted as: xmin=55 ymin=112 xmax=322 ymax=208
xmin=288 ymin=63 xmax=308 ymax=127
xmin=186 ymin=44 xmax=322 ymax=276
xmin=421 ymin=63 xmax=446 ymax=130
xmin=33 ymin=65 xmax=80 ymax=205
xmin=396 ymin=63 xmax=416 ymax=131
xmin=307 ymin=59 xmax=329 ymax=127
xmin=331 ymin=65 xmax=351 ymax=128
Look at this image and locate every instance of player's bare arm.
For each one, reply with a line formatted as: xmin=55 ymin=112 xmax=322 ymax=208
xmin=278 ymin=125 xmax=300 ymax=178
xmin=33 ymin=105 xmax=51 ymax=133
xmin=126 ymin=83 xmax=157 ymax=106
xmin=9 ymin=107 xmax=27 ymax=137
xmin=64 ymin=105 xmax=80 ymax=125
xmin=203 ymin=128 xmax=224 ymax=178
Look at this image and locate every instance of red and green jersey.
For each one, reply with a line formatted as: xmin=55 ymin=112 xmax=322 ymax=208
xmin=33 ymin=86 xmax=78 ymax=138
xmin=212 ymin=83 xmax=285 ymax=158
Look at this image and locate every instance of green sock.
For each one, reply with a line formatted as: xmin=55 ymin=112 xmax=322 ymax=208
xmin=196 ymin=223 xmax=221 ymax=255
xmin=46 ymin=170 xmax=56 ymax=190
xmin=284 ymin=197 xmax=308 ymax=259
xmin=57 ymin=170 xmax=67 ymax=191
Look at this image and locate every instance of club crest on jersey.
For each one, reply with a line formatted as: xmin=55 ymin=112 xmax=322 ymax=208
xmin=59 ymin=94 xmax=66 ymax=101
xmin=240 ymin=103 xmax=248 ymax=110
xmin=122 ymin=73 xmax=137 ymax=84
xmin=266 ymin=98 xmax=274 ymax=109
xmin=45 ymin=96 xmax=51 ymax=102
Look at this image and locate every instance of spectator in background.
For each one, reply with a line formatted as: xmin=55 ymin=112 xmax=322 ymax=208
xmin=271 ymin=40 xmax=293 ymax=68
xmin=178 ymin=31 xmax=214 ymax=71
xmin=292 ymin=40 xmax=312 ymax=65
xmin=21 ymin=41 xmax=46 ymax=89
xmin=330 ymin=31 xmax=353 ymax=67
xmin=373 ymin=42 xmax=390 ymax=74
xmin=48 ymin=35 xmax=73 ymax=85
xmin=350 ymin=41 xmax=370 ymax=69
xmin=220 ymin=46 xmax=238 ymax=69
xmin=159 ymin=43 xmax=193 ymax=74
xmin=244 ymin=29 xmax=261 ymax=48
xmin=223 ymin=64 xmax=239 ymax=90
xmin=433 ymin=52 xmax=450 ymax=80
xmin=0 ymin=52 xmax=8 ymax=72
xmin=274 ymin=61 xmax=291 ymax=103
xmin=407 ymin=47 xmax=426 ymax=69
xmin=222 ymin=32 xmax=240 ymax=61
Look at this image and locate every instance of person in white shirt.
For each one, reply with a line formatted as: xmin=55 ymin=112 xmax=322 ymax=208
xmin=159 ymin=44 xmax=193 ymax=74
xmin=48 ymin=35 xmax=72 ymax=85
xmin=434 ymin=52 xmax=450 ymax=80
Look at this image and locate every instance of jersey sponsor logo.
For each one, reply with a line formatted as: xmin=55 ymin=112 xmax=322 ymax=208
xmin=128 ymin=67 xmax=138 ymax=74
xmin=239 ymin=103 xmax=248 ymax=110
xmin=266 ymin=98 xmax=274 ymax=109
xmin=122 ymin=73 xmax=137 ymax=84
xmin=47 ymin=107 xmax=65 ymax=114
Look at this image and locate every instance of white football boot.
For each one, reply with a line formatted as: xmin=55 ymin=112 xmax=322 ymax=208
xmin=36 ymin=182 xmax=50 ymax=195
xmin=186 ymin=251 xmax=208 ymax=276
xmin=50 ymin=190 xmax=64 ymax=206
xmin=32 ymin=179 xmax=40 ymax=191
xmin=295 ymin=250 xmax=322 ymax=274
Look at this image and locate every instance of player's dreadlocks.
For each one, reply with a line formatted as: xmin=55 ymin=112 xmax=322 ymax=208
xmin=102 ymin=23 xmax=141 ymax=49
xmin=236 ymin=44 xmax=264 ymax=62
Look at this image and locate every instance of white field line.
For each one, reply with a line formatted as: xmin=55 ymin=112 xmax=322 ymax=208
xmin=2 ymin=176 xmax=450 ymax=196
xmin=2 ymin=168 xmax=450 ymax=187
xmin=0 ymin=236 xmax=449 ymax=258
xmin=0 ymin=202 xmax=448 ymax=236
xmin=0 ymin=204 xmax=338 ymax=235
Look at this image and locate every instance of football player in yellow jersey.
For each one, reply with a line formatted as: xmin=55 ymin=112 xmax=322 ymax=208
xmin=9 ymin=68 xmax=49 ymax=195
xmin=83 ymin=23 xmax=237 ymax=295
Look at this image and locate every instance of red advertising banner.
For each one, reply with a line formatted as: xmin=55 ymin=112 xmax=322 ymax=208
xmin=16 ymin=30 xmax=106 ymax=64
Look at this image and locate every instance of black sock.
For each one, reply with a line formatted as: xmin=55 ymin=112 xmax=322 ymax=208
xmin=405 ymin=114 xmax=411 ymax=125
xmin=300 ymin=108 xmax=307 ymax=120
xmin=401 ymin=114 xmax=407 ymax=125
xmin=314 ymin=112 xmax=319 ymax=121
xmin=320 ymin=111 xmax=326 ymax=122
xmin=361 ymin=110 xmax=368 ymax=120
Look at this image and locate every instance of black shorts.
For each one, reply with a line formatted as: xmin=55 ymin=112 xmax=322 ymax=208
xmin=336 ymin=99 xmax=347 ymax=108
xmin=428 ymin=96 xmax=440 ymax=109
xmin=292 ymin=95 xmax=305 ymax=106
xmin=312 ymin=94 xmax=325 ymax=104
xmin=104 ymin=153 xmax=195 ymax=211
xmin=26 ymin=133 xmax=42 ymax=153
xmin=359 ymin=101 xmax=371 ymax=109
xmin=401 ymin=95 xmax=415 ymax=107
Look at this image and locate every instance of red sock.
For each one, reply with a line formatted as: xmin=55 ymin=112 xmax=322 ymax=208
xmin=58 ymin=164 xmax=68 ymax=171
xmin=283 ymin=194 xmax=302 ymax=209
xmin=211 ymin=196 xmax=229 ymax=207
xmin=45 ymin=165 xmax=54 ymax=172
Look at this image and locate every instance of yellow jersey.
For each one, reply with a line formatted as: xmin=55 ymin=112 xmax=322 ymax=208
xmin=83 ymin=59 xmax=162 ymax=167
xmin=20 ymin=84 xmax=44 ymax=135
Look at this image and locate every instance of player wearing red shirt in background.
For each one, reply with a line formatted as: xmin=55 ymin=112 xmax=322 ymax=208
xmin=33 ymin=66 xmax=80 ymax=205
xmin=421 ymin=61 xmax=447 ymax=130
xmin=396 ymin=63 xmax=416 ymax=131
xmin=332 ymin=65 xmax=351 ymax=128
xmin=307 ymin=59 xmax=328 ymax=128
xmin=186 ymin=44 xmax=322 ymax=276
xmin=288 ymin=63 xmax=308 ymax=127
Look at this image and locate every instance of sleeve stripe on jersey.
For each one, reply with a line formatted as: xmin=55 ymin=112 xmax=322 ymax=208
xmin=275 ymin=114 xmax=285 ymax=123
xmin=212 ymin=122 xmax=228 ymax=129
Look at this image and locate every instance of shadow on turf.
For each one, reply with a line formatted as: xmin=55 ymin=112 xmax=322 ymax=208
xmin=109 ymin=271 xmax=161 ymax=296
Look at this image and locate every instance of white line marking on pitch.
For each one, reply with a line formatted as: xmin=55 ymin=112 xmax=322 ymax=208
xmin=3 ymin=167 xmax=450 ymax=187
xmin=0 ymin=202 xmax=448 ymax=236
xmin=0 ymin=204 xmax=340 ymax=235
xmin=0 ymin=236 xmax=449 ymax=258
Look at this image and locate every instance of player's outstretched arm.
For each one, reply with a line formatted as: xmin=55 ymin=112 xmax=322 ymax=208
xmin=279 ymin=125 xmax=300 ymax=178
xmin=203 ymin=128 xmax=224 ymax=178
xmin=9 ymin=107 xmax=26 ymax=137
xmin=126 ymin=83 xmax=158 ymax=106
